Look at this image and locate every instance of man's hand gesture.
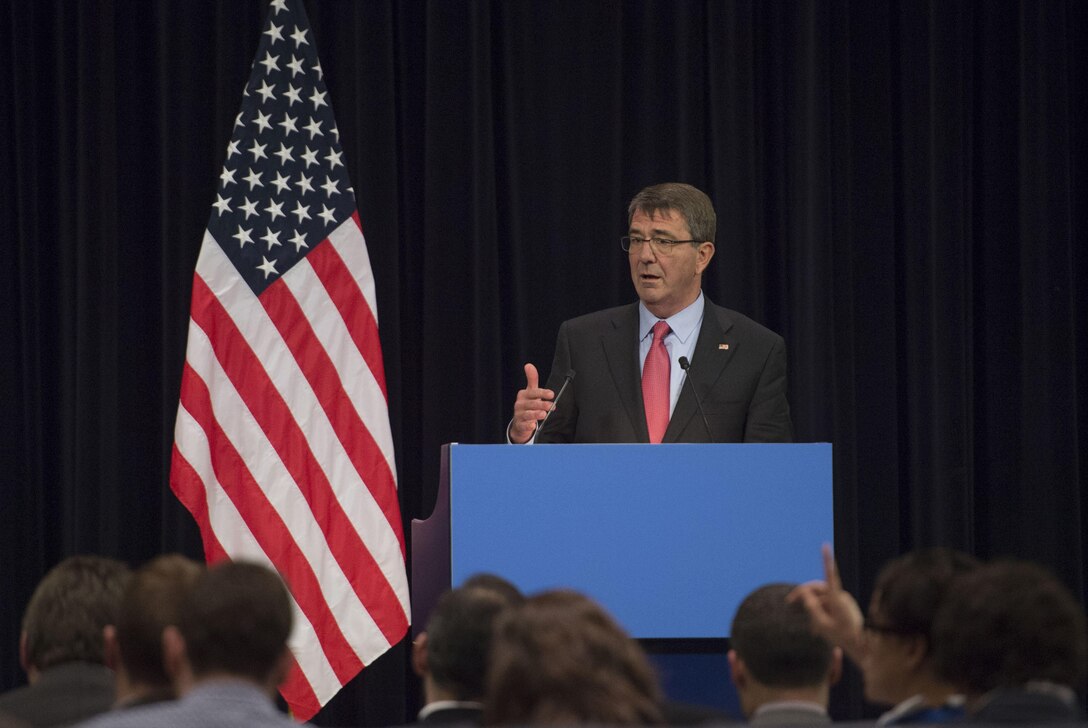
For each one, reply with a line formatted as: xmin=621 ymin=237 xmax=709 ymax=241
xmin=509 ymin=363 xmax=554 ymax=444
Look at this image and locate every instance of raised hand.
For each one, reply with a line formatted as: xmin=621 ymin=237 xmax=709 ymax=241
xmin=509 ymin=363 xmax=555 ymax=444
xmin=788 ymin=543 xmax=866 ymax=662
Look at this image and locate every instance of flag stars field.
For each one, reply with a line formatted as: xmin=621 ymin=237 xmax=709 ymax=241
xmin=208 ymin=12 xmax=356 ymax=289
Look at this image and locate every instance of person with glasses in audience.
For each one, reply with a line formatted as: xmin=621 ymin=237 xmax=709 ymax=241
xmin=508 ymin=182 xmax=793 ymax=445
xmin=790 ymin=545 xmax=978 ymax=725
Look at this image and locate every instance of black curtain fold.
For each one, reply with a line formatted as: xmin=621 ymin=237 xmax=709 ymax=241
xmin=3 ymin=0 xmax=1086 ymax=722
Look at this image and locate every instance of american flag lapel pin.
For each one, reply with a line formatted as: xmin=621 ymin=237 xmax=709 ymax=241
xmin=719 ymin=343 xmax=730 ymax=350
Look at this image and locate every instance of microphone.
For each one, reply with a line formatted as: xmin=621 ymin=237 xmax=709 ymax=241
xmin=534 ymin=369 xmax=576 ymax=441
xmin=678 ymin=356 xmax=713 ymax=442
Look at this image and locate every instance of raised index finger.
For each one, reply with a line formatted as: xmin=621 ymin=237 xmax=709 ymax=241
xmin=822 ymin=542 xmax=842 ymax=592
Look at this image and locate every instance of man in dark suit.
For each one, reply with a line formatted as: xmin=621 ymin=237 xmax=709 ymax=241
xmin=0 ymin=556 xmax=131 ymax=727
xmin=509 ymin=183 xmax=792 ymax=444
xmin=729 ymin=583 xmax=841 ymax=726
xmin=412 ymin=579 xmax=523 ymax=725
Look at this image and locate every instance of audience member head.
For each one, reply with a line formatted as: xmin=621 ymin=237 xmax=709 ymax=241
xmin=861 ymin=547 xmax=979 ymax=705
xmin=20 ymin=555 xmax=131 ymax=682
xmin=165 ymin=560 xmax=293 ymax=695
xmin=932 ymin=559 xmax=1087 ymax=703
xmin=460 ymin=573 xmax=525 ymax=607
xmin=106 ymin=554 xmax=203 ymax=704
xmin=413 ymin=581 xmax=520 ymax=705
xmin=729 ymin=583 xmax=841 ymax=718
xmin=484 ymin=589 xmax=663 ymax=725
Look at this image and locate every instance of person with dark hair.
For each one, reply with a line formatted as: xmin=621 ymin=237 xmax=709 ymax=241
xmin=0 ymin=555 xmax=131 ymax=727
xmin=790 ymin=544 xmax=978 ymax=725
xmin=102 ymin=554 xmax=203 ymax=708
xmin=412 ymin=579 xmax=523 ymax=724
xmin=931 ymin=559 xmax=1087 ymax=722
xmin=508 ymin=182 xmax=792 ymax=445
xmin=484 ymin=589 xmax=663 ymax=725
xmin=458 ymin=573 xmax=525 ymax=608
xmin=78 ymin=560 xmax=302 ymax=728
xmin=729 ymin=583 xmax=841 ymax=725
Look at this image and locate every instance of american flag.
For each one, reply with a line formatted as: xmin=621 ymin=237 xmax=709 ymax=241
xmin=169 ymin=0 xmax=409 ymax=718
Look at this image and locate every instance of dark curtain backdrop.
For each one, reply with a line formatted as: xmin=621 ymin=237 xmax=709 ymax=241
xmin=2 ymin=0 xmax=1085 ymax=723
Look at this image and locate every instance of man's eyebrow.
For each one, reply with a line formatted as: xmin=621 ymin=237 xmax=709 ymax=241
xmin=628 ymin=227 xmax=680 ymax=237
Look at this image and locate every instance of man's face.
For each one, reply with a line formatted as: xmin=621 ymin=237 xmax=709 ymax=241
xmin=628 ymin=208 xmax=714 ymax=319
xmin=860 ymin=595 xmax=924 ymax=706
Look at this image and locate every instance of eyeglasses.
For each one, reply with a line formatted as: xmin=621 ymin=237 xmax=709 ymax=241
xmin=863 ymin=618 xmax=918 ymax=637
xmin=620 ymin=236 xmax=700 ymax=255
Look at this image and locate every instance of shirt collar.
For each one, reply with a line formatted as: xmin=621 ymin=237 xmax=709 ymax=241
xmin=417 ymin=700 xmax=484 ymax=721
xmin=876 ymin=693 xmax=965 ymax=726
xmin=751 ymin=700 xmax=828 ymax=719
xmin=638 ymin=292 xmax=704 ymax=343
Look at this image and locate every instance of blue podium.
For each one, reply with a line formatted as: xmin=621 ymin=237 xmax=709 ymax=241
xmin=411 ymin=443 xmax=833 ymax=711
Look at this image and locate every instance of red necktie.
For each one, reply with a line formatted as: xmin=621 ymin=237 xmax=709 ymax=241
xmin=642 ymin=320 xmax=671 ymax=443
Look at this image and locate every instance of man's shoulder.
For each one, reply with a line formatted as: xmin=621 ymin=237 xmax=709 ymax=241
xmin=555 ymin=299 xmax=784 ymax=345
xmin=0 ymin=663 xmax=115 ymax=727
xmin=703 ymin=302 xmax=784 ymax=345
xmin=559 ymin=303 xmax=637 ymax=333
xmin=76 ymin=702 xmax=300 ymax=728
xmin=76 ymin=702 xmax=178 ymax=728
xmin=75 ymin=682 xmax=302 ymax=728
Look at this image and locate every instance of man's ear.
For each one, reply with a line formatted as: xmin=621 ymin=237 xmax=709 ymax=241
xmin=828 ymin=646 xmax=843 ymax=686
xmin=19 ymin=632 xmax=30 ymax=674
xmin=902 ymin=635 xmax=928 ymax=672
xmin=162 ymin=626 xmax=186 ymax=679
xmin=103 ymin=625 xmax=121 ymax=671
xmin=268 ymin=648 xmax=294 ymax=692
xmin=695 ymin=242 xmax=716 ymax=274
xmin=411 ymin=632 xmax=429 ymax=678
xmin=727 ymin=649 xmax=747 ymax=690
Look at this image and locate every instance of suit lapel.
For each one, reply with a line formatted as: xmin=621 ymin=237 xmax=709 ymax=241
xmin=600 ymin=304 xmax=649 ymax=442
xmin=663 ymin=301 xmax=737 ymax=442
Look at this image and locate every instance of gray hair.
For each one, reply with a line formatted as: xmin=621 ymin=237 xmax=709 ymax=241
xmin=627 ymin=182 xmax=716 ymax=243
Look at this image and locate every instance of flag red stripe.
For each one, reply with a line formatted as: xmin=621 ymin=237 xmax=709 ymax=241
xmin=309 ymin=229 xmax=388 ymax=400
xmin=262 ymin=257 xmax=404 ymax=553
xmin=177 ymin=360 xmax=363 ymax=684
xmin=190 ymin=275 xmax=409 ymax=644
xmin=169 ymin=445 xmax=229 ymax=564
xmin=280 ymin=655 xmax=323 ymax=722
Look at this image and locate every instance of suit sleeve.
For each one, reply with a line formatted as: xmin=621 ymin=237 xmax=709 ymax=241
xmin=743 ymin=335 xmax=794 ymax=442
xmin=535 ymin=322 xmax=578 ymax=443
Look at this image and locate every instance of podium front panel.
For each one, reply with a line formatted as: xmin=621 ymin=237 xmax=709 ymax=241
xmin=447 ymin=443 xmax=832 ymax=638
